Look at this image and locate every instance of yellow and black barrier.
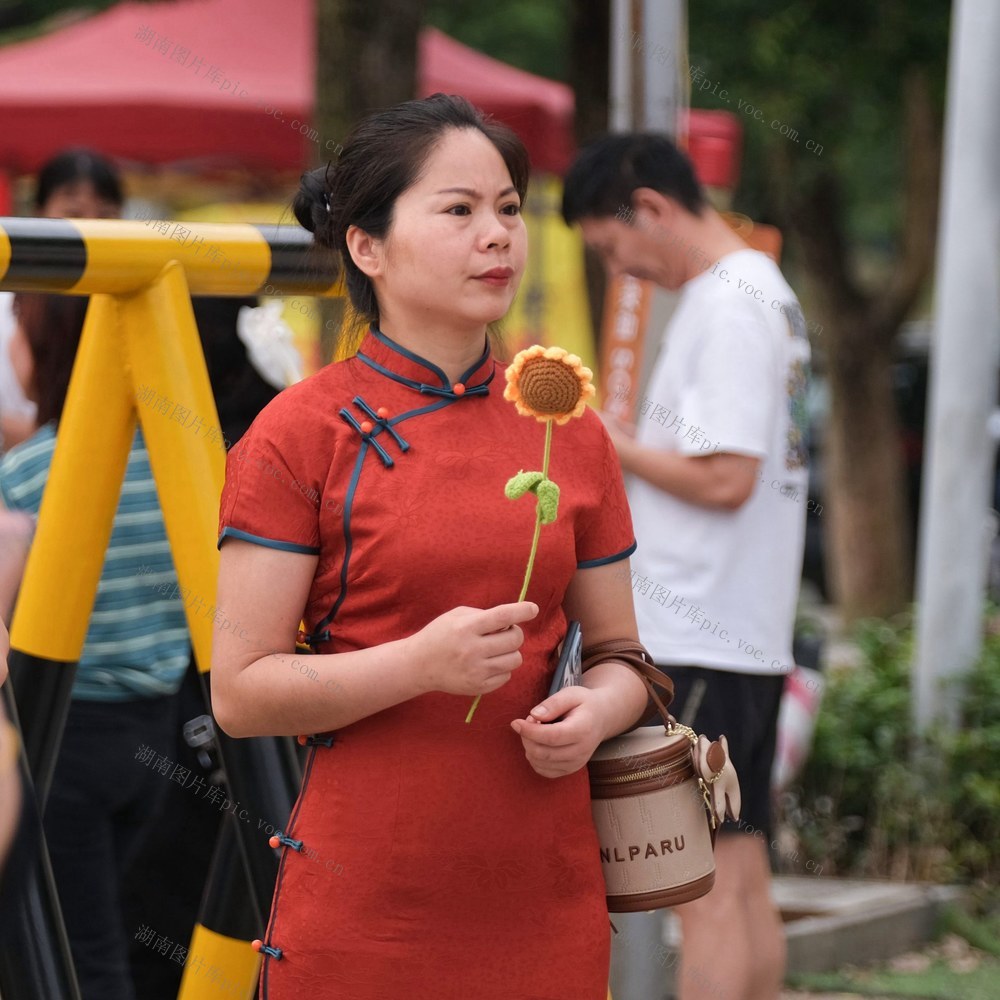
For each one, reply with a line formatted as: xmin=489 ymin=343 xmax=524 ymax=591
xmin=0 ymin=218 xmax=341 ymax=1000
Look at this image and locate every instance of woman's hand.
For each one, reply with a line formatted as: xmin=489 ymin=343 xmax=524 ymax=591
xmin=408 ymin=602 xmax=538 ymax=696
xmin=509 ymin=686 xmax=612 ymax=779
xmin=598 ymin=410 xmax=637 ymax=456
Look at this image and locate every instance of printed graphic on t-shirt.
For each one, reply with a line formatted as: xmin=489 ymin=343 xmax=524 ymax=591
xmin=786 ymin=357 xmax=809 ymax=470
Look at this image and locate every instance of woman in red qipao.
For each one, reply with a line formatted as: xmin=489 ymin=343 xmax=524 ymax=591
xmin=212 ymin=94 xmax=650 ymax=1000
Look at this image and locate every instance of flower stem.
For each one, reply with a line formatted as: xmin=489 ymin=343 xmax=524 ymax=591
xmin=464 ymin=694 xmax=481 ymax=724
xmin=517 ymin=421 xmax=553 ymax=602
xmin=466 ymin=421 xmax=554 ymax=725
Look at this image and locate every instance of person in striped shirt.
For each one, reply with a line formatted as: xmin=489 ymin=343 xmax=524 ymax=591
xmin=0 ymin=292 xmax=189 ymax=1000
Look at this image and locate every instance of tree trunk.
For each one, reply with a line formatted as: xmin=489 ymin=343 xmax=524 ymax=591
xmin=316 ymin=0 xmax=426 ymax=152
xmin=779 ymin=69 xmax=940 ymax=622
xmin=314 ymin=0 xmax=427 ymax=362
xmin=568 ymin=0 xmax=610 ymax=348
xmin=823 ymin=326 xmax=913 ymax=620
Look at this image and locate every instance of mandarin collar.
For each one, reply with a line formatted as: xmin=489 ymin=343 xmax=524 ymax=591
xmin=355 ymin=327 xmax=495 ymax=398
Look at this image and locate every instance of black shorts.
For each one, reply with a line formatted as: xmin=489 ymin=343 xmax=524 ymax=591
xmin=658 ymin=665 xmax=785 ymax=841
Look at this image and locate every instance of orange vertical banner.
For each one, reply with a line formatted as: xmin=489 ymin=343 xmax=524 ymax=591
xmin=599 ymin=273 xmax=655 ymax=419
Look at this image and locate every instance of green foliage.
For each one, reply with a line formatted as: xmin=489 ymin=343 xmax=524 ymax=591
xmin=425 ymin=0 xmax=571 ymax=82
xmin=788 ymin=957 xmax=1000 ymax=1000
xmin=687 ymin=1 xmax=950 ymax=256
xmin=0 ymin=1 xmax=122 ymax=45
xmin=783 ymin=612 xmax=1000 ymax=886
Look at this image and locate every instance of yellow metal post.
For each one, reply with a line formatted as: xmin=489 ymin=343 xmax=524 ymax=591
xmin=122 ymin=262 xmax=226 ymax=672
xmin=0 ymin=218 xmax=340 ymax=1000
xmin=178 ymin=925 xmax=260 ymax=1000
xmin=10 ymin=293 xmax=135 ymax=661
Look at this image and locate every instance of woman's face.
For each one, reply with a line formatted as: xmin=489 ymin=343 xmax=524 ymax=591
xmin=367 ymin=128 xmax=527 ymax=334
xmin=41 ymin=180 xmax=120 ymax=220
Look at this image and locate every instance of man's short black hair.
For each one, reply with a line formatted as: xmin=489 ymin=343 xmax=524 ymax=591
xmin=561 ymin=133 xmax=706 ymax=225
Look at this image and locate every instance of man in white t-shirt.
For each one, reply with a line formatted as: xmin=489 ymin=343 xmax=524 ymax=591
xmin=563 ymin=134 xmax=810 ymax=1000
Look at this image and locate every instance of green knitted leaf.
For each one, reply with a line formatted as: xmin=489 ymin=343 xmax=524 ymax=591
xmin=505 ymin=470 xmax=544 ymax=500
xmin=536 ymin=479 xmax=561 ymax=524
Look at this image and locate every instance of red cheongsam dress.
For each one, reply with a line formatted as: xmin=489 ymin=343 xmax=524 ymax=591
xmin=218 ymin=328 xmax=636 ymax=1000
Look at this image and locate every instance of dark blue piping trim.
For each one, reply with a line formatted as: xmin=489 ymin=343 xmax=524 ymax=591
xmin=311 ymin=397 xmax=456 ymax=636
xmin=312 ymin=439 xmax=368 ymax=634
xmin=418 ymin=378 xmax=491 ymax=399
xmin=356 ymin=351 xmax=426 ymax=392
xmin=271 ymin=833 xmax=304 ymax=852
xmin=386 ymin=397 xmax=457 ymax=427
xmin=302 ymin=734 xmax=334 ymax=747
xmin=339 ymin=407 xmax=394 ymax=468
xmin=356 ymin=350 xmax=494 ymax=399
xmin=577 ymin=540 xmax=638 ymax=569
xmin=371 ymin=326 xmax=451 ymax=387
xmin=217 ymin=526 xmax=320 ymax=555
xmin=260 ymin=743 xmax=320 ymax=995
xmin=457 ymin=340 xmax=492 ymax=383
xmin=352 ymin=397 xmax=410 ymax=452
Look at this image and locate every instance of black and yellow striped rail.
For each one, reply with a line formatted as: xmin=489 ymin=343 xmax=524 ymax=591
xmin=0 ymin=217 xmax=340 ymax=296
xmin=0 ymin=218 xmax=329 ymax=1000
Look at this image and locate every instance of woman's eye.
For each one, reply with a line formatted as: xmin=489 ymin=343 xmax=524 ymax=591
xmin=501 ymin=203 xmax=521 ymax=216
xmin=447 ymin=205 xmax=471 ymax=216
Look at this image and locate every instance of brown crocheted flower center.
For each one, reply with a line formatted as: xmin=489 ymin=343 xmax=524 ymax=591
xmin=518 ymin=357 xmax=585 ymax=416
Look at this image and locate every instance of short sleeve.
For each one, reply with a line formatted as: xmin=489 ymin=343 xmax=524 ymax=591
xmin=573 ymin=412 xmax=636 ymax=569
xmin=218 ymin=399 xmax=321 ymax=555
xmin=0 ymin=426 xmax=55 ymax=514
xmin=675 ymin=300 xmax=778 ymax=458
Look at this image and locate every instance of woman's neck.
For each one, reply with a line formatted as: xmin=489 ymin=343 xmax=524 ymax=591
xmin=377 ymin=320 xmax=488 ymax=384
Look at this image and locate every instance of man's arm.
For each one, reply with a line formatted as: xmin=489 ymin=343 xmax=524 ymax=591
xmin=602 ymin=416 xmax=760 ymax=510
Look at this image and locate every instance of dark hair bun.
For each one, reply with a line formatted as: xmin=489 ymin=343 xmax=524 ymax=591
xmin=293 ymin=168 xmax=333 ymax=243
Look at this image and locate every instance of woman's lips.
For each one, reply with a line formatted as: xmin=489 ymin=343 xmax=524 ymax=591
xmin=473 ymin=267 xmax=514 ymax=287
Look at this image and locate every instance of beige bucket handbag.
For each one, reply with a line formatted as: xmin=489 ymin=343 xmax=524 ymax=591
xmin=584 ymin=640 xmax=742 ymax=912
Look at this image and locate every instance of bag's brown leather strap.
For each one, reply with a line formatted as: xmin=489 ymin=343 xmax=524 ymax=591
xmin=581 ymin=638 xmax=674 ymax=726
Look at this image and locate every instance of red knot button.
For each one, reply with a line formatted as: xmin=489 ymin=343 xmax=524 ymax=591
xmin=268 ymin=835 xmax=281 ymax=849
xmin=251 ymin=939 xmax=263 ymax=953
xmin=452 ymin=383 xmax=466 ymax=396
xmin=296 ymin=734 xmax=308 ymax=746
xmin=376 ymin=406 xmax=389 ymax=419
xmin=360 ymin=420 xmax=374 ymax=434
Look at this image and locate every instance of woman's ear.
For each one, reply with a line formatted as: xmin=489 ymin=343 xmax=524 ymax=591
xmin=345 ymin=225 xmax=384 ymax=280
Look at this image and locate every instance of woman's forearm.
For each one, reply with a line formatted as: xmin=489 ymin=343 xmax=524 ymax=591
xmin=212 ymin=636 xmax=428 ymax=738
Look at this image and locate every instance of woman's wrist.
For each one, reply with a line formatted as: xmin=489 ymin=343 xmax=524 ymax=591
xmin=582 ymin=660 xmax=650 ymax=740
xmin=392 ymin=634 xmax=436 ymax=698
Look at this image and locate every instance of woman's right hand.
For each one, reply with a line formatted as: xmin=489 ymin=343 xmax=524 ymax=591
xmin=408 ymin=602 xmax=539 ymax=696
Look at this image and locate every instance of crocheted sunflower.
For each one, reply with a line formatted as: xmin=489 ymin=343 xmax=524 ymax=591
xmin=504 ymin=346 xmax=595 ymax=424
xmin=466 ymin=346 xmax=594 ymax=723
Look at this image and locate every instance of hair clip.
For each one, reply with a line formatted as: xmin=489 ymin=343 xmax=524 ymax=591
xmin=323 ymin=193 xmax=331 ymax=215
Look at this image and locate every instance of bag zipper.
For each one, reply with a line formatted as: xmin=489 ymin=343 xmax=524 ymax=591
xmin=601 ymin=759 xmax=690 ymax=784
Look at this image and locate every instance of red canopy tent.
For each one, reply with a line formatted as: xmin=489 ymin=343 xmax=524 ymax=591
xmin=0 ymin=0 xmax=574 ymax=176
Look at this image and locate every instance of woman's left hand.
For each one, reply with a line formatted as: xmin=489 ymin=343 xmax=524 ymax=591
xmin=510 ymin=687 xmax=611 ymax=778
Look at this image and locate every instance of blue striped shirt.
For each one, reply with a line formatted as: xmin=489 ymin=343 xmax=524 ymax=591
xmin=0 ymin=424 xmax=189 ymax=700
